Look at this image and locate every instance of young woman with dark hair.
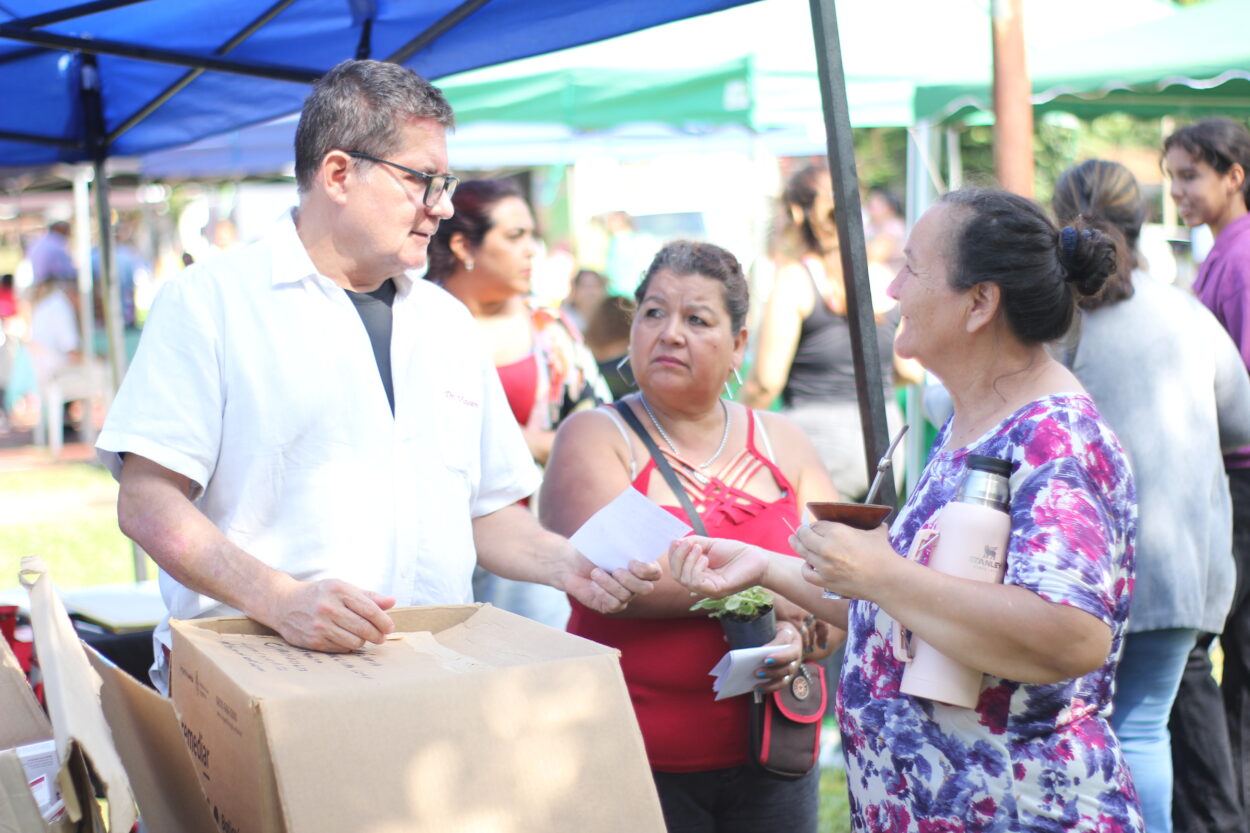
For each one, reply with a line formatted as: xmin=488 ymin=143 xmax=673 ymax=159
xmin=1055 ymin=159 xmax=1250 ymax=833
xmin=427 ymin=179 xmax=610 ymax=628
xmin=1164 ymin=117 xmax=1250 ymax=831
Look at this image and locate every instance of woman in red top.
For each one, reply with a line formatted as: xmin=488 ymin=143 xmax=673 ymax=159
xmin=541 ymin=240 xmax=840 ymax=832
xmin=428 ymin=179 xmax=609 ymax=627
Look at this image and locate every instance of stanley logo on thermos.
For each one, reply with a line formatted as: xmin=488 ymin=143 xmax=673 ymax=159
xmin=970 ymin=545 xmax=1003 ymax=570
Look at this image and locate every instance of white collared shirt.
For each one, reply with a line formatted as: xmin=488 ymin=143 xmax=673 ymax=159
xmin=97 ymin=210 xmax=539 ymax=673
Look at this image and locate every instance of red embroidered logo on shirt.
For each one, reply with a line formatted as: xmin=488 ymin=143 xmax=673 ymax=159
xmin=445 ymin=391 xmax=479 ymax=408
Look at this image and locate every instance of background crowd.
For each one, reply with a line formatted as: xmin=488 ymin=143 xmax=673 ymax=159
xmin=1 ymin=71 xmax=1248 ymax=831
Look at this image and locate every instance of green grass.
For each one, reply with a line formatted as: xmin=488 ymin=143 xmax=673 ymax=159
xmin=819 ymin=767 xmax=853 ymax=832
xmin=0 ymin=461 xmax=146 ymax=590
xmin=0 ymin=462 xmax=114 ymax=494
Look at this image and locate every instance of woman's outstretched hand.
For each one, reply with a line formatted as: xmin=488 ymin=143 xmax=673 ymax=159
xmin=668 ymin=536 xmax=768 ymax=598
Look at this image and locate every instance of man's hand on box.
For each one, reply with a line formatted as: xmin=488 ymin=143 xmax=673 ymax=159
xmin=561 ymin=555 xmax=661 ymax=615
xmin=265 ymin=577 xmax=397 ymax=652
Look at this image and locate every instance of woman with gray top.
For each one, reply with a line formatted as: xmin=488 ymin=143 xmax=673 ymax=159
xmin=1053 ymin=159 xmax=1250 ymax=833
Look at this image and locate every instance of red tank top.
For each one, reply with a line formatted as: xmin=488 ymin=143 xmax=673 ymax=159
xmin=496 ymin=353 xmax=538 ymax=426
xmin=567 ymin=411 xmax=803 ymax=772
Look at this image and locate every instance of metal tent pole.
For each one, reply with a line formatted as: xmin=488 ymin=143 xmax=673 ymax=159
xmin=71 ymin=165 xmax=95 ymax=366
xmin=71 ymin=165 xmax=96 ymax=434
xmin=79 ymin=54 xmax=126 ymax=392
xmin=806 ymin=0 xmax=895 ymax=508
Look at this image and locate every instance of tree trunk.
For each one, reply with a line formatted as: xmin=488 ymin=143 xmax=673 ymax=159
xmin=991 ymin=0 xmax=1034 ymax=197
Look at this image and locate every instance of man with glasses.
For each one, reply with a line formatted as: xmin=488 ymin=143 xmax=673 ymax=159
xmin=97 ymin=59 xmax=658 ymax=692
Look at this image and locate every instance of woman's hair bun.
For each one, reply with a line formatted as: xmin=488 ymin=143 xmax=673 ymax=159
xmin=1057 ymin=223 xmax=1116 ymax=298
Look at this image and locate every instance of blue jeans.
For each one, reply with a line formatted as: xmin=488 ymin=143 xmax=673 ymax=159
xmin=652 ymin=765 xmax=819 ymax=833
xmin=1113 ymin=627 xmax=1197 ymax=833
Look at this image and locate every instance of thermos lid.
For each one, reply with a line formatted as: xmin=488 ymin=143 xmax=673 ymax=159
xmin=967 ymin=454 xmax=1011 ymax=477
xmin=957 ymin=455 xmax=1011 ymax=509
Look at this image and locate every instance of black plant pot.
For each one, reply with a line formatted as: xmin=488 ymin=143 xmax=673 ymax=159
xmin=718 ymin=606 xmax=776 ymax=650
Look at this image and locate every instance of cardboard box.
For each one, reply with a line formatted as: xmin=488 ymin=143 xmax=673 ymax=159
xmin=1 ymin=557 xmax=135 ymax=833
xmin=163 ymin=604 xmax=665 ymax=833
xmin=0 ymin=636 xmax=78 ymax=832
xmin=16 ymin=740 xmax=68 ymax=823
xmin=86 ymin=646 xmax=218 ymax=833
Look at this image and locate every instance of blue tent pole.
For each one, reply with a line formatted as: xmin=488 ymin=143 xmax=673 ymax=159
xmin=806 ymin=0 xmax=896 ymax=508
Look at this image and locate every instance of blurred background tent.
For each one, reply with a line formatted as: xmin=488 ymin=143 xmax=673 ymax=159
xmin=140 ymin=0 xmax=1181 ymax=178
xmin=915 ymin=0 xmax=1250 ymax=125
xmin=0 ymin=0 xmax=762 ymax=392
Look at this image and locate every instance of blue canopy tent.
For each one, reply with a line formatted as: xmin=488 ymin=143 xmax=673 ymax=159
xmin=0 ymin=0 xmax=759 ymax=412
xmin=0 ymin=0 xmax=901 ymax=508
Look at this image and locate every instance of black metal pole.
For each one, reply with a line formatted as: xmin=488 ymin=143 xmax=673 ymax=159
xmin=0 ymin=24 xmax=320 ymax=83
xmin=384 ymin=0 xmax=492 ymax=66
xmin=110 ymin=0 xmax=301 ymax=144
xmin=79 ymin=54 xmax=126 ymax=391
xmin=806 ymin=0 xmax=896 ymax=507
xmin=0 ymin=128 xmax=82 ymax=149
xmin=10 ymin=0 xmax=153 ymax=29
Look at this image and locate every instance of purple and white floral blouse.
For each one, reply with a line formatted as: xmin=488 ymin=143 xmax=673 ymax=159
xmin=838 ymin=393 xmax=1142 ymax=832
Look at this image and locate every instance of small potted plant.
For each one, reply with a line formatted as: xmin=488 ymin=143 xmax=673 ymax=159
xmin=691 ymin=586 xmax=776 ymax=649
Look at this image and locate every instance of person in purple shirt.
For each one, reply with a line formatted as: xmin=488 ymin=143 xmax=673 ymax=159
xmin=1165 ymin=117 xmax=1250 ymax=831
xmin=27 ymin=220 xmax=76 ymax=284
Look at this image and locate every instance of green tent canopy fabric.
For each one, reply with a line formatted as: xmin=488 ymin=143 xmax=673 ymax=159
xmin=440 ymin=0 xmax=1177 ymax=134
xmin=443 ymin=61 xmax=753 ymax=130
xmin=915 ymin=0 xmax=1250 ymax=123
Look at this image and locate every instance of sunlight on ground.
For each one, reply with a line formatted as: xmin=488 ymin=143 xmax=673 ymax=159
xmin=0 ymin=461 xmax=148 ymax=590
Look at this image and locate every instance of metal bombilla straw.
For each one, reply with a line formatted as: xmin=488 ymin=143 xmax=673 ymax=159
xmin=821 ymin=423 xmax=909 ymax=601
xmin=864 ymin=423 xmax=909 ymax=506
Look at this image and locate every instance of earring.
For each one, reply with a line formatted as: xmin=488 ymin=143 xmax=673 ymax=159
xmin=733 ymin=366 xmax=744 ymax=386
xmin=615 ymin=355 xmax=637 ymax=388
xmin=465 ymin=259 xmax=475 ymax=272
xmin=724 ymin=365 xmax=743 ymax=397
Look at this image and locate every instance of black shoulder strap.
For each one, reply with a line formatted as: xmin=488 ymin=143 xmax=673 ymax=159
xmin=613 ymin=401 xmax=708 ymax=536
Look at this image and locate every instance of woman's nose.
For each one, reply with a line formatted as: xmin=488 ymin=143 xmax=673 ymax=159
xmin=886 ymin=269 xmax=903 ymax=300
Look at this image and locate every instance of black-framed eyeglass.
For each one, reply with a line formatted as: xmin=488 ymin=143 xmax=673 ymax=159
xmin=344 ymin=150 xmax=459 ymax=207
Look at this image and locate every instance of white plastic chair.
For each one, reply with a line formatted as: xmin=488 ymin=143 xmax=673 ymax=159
xmin=29 ymin=353 xmax=111 ymax=457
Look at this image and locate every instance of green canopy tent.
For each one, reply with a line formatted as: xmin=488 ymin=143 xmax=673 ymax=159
xmin=440 ymin=0 xmax=1178 ymax=136
xmin=914 ymin=0 xmax=1250 ymax=124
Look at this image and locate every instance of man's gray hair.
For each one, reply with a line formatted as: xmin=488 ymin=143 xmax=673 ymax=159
xmin=294 ymin=59 xmax=455 ymax=193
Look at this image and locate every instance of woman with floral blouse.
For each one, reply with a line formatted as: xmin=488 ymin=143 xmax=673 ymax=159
xmin=670 ymin=189 xmax=1143 ymax=832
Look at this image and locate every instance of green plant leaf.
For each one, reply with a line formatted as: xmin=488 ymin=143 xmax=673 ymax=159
xmin=688 ymin=586 xmax=774 ymax=619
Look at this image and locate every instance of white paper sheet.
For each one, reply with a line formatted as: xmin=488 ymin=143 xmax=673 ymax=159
xmin=708 ymin=644 xmax=777 ymax=701
xmin=569 ymin=486 xmax=693 ymax=572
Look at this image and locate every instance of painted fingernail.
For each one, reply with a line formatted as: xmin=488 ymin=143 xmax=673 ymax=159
xmin=755 ymin=671 xmax=767 ymax=678
xmin=764 ymin=657 xmax=775 ymax=665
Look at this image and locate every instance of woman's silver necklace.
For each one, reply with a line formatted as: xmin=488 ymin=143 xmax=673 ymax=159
xmin=638 ymin=393 xmax=730 ymax=484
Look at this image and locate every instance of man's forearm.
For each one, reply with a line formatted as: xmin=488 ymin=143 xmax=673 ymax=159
xmin=472 ymin=504 xmax=570 ymax=588
xmin=117 ymin=456 xmax=291 ymax=620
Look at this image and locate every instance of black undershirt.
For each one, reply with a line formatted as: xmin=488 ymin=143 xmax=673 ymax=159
xmin=344 ymin=278 xmax=397 ymax=415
